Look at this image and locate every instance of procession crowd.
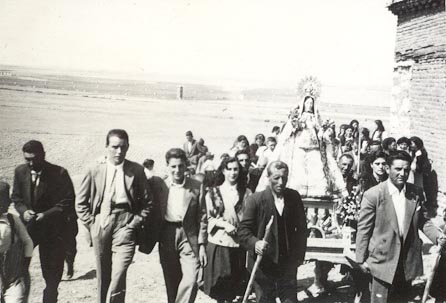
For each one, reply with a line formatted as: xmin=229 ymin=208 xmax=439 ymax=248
xmin=0 ymin=113 xmax=446 ymax=303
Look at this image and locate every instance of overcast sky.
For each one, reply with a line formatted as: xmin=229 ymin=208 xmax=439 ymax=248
xmin=0 ymin=0 xmax=397 ymax=87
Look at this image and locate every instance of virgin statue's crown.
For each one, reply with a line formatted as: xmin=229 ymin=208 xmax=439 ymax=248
xmin=297 ymin=76 xmax=321 ymax=99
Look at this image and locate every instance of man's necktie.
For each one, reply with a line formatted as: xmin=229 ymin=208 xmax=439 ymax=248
xmin=101 ymin=168 xmax=117 ymax=228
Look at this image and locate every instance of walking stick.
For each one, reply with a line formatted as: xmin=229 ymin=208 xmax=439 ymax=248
xmin=242 ymin=216 xmax=274 ymax=303
xmin=422 ymin=226 xmax=445 ymax=303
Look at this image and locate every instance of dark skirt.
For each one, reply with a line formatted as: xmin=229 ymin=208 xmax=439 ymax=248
xmin=202 ymin=242 xmax=247 ymax=301
xmin=430 ymin=253 xmax=446 ymax=300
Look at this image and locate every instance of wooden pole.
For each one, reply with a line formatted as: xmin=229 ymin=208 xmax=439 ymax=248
xmin=242 ymin=216 xmax=274 ymax=303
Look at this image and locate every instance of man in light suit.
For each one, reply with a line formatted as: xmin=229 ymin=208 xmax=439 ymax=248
xmin=76 ymin=129 xmax=151 ymax=303
xmin=238 ymin=160 xmax=307 ymax=303
xmin=159 ymin=148 xmax=207 ymax=303
xmin=356 ymin=150 xmax=445 ymax=303
xmin=12 ymin=140 xmax=76 ymax=303
xmin=183 ymin=131 xmax=199 ymax=166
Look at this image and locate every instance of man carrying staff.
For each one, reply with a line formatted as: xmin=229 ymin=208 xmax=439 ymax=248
xmin=11 ymin=140 xmax=76 ymax=303
xmin=356 ymin=150 xmax=446 ymax=303
xmin=76 ymin=129 xmax=151 ymax=303
xmin=238 ymin=160 xmax=307 ymax=303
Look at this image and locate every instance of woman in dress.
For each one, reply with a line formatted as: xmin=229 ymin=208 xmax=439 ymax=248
xmin=202 ymin=157 xmax=251 ymax=303
xmin=371 ymin=119 xmax=385 ymax=142
xmin=256 ymin=79 xmax=345 ymax=198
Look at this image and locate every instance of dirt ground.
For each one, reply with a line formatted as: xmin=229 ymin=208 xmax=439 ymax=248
xmin=0 ymin=84 xmax=442 ymax=303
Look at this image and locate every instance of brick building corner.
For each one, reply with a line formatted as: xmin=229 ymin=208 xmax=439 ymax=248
xmin=388 ymin=0 xmax=446 ymax=191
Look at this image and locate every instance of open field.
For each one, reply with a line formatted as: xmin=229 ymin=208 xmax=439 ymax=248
xmin=0 ymin=69 xmax=441 ymax=303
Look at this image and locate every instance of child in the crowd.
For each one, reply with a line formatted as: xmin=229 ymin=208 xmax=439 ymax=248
xmin=0 ymin=181 xmax=33 ymax=303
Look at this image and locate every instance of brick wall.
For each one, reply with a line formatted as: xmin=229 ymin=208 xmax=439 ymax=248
xmin=389 ymin=0 xmax=446 ymax=191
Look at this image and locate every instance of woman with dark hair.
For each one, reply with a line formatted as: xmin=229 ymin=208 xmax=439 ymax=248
xmin=408 ymin=136 xmax=431 ymax=190
xmin=229 ymin=135 xmax=250 ymax=157
xmin=350 ymin=119 xmax=359 ymax=139
xmin=371 ymin=120 xmax=385 ymax=142
xmin=337 ymin=124 xmax=348 ymax=146
xmin=202 ymin=157 xmax=251 ymax=303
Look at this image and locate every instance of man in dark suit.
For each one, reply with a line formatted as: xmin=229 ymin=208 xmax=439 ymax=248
xmin=356 ymin=150 xmax=445 ymax=303
xmin=183 ymin=131 xmax=199 ymax=166
xmin=76 ymin=129 xmax=151 ymax=303
xmin=158 ymin=148 xmax=207 ymax=303
xmin=11 ymin=140 xmax=76 ymax=303
xmin=238 ymin=160 xmax=307 ymax=303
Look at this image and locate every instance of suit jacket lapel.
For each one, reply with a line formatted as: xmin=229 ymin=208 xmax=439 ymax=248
xmin=123 ymin=160 xmax=135 ymax=203
xmin=182 ymin=178 xmax=194 ymax=219
xmin=403 ymin=185 xmax=417 ymax=240
xmin=383 ymin=183 xmax=400 ymax=237
xmin=264 ymin=187 xmax=278 ymax=258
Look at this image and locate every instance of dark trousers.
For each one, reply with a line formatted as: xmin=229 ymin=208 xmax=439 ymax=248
xmin=159 ymin=222 xmax=200 ymax=303
xmin=370 ymin=262 xmax=411 ymax=303
xmin=64 ymin=217 xmax=78 ymax=265
xmin=91 ymin=210 xmax=136 ymax=303
xmin=253 ymin=257 xmax=298 ymax=303
xmin=27 ymin=220 xmax=65 ymax=303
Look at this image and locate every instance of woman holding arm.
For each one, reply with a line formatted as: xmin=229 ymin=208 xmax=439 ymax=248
xmin=202 ymin=157 xmax=251 ymax=303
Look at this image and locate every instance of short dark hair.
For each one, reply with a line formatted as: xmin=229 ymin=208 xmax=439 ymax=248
xmin=266 ymin=136 xmax=277 ymax=144
xmin=267 ymin=161 xmax=289 ymax=176
xmin=142 ymin=159 xmax=154 ymax=168
xmin=397 ymin=136 xmax=410 ymax=146
xmin=386 ymin=150 xmax=412 ymax=166
xmin=186 ymin=130 xmax=193 ymax=137
xmin=339 ymin=153 xmax=354 ymax=163
xmin=382 ymin=137 xmax=396 ymax=150
xmin=235 ymin=149 xmax=249 ymax=158
xmin=106 ymin=129 xmax=129 ymax=146
xmin=165 ymin=148 xmax=187 ymax=164
xmin=369 ymin=140 xmax=382 ymax=147
xmin=271 ymin=126 xmax=280 ymax=133
xmin=255 ymin=134 xmax=265 ymax=141
xmin=237 ymin=135 xmax=249 ymax=143
xmin=369 ymin=151 xmax=387 ymax=164
xmin=22 ymin=140 xmax=45 ymax=154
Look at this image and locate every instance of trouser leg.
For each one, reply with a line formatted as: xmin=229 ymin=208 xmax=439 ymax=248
xmin=39 ymin=238 xmax=65 ymax=303
xmin=176 ymin=228 xmax=200 ymax=303
xmin=107 ymin=222 xmax=136 ymax=303
xmin=159 ymin=224 xmax=182 ymax=303
xmin=277 ymin=265 xmax=298 ymax=303
xmin=64 ymin=219 xmax=78 ymax=266
xmin=370 ymin=276 xmax=389 ymax=303
xmin=92 ymin=218 xmax=113 ymax=303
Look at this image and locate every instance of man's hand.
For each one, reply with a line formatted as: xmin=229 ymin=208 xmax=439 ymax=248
xmin=358 ymin=262 xmax=370 ymax=274
xmin=140 ymin=208 xmax=150 ymax=218
xmin=23 ymin=210 xmax=36 ymax=222
xmin=35 ymin=213 xmax=45 ymax=221
xmin=199 ymin=244 xmax=207 ymax=268
xmin=255 ymin=240 xmax=269 ymax=256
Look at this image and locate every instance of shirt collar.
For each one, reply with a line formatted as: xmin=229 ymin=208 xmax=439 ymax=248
xmin=170 ymin=177 xmax=186 ymax=188
xmin=387 ymin=179 xmax=406 ymax=195
xmin=107 ymin=160 xmax=124 ymax=171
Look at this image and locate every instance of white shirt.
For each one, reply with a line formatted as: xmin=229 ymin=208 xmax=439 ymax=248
xmin=165 ymin=178 xmax=187 ymax=222
xmin=219 ymin=183 xmax=239 ymax=208
xmin=187 ymin=141 xmax=192 ymax=153
xmin=387 ymin=179 xmax=406 ymax=237
xmin=106 ymin=161 xmax=128 ymax=204
xmin=272 ymin=192 xmax=284 ymax=216
xmin=30 ymin=170 xmax=42 ymax=187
